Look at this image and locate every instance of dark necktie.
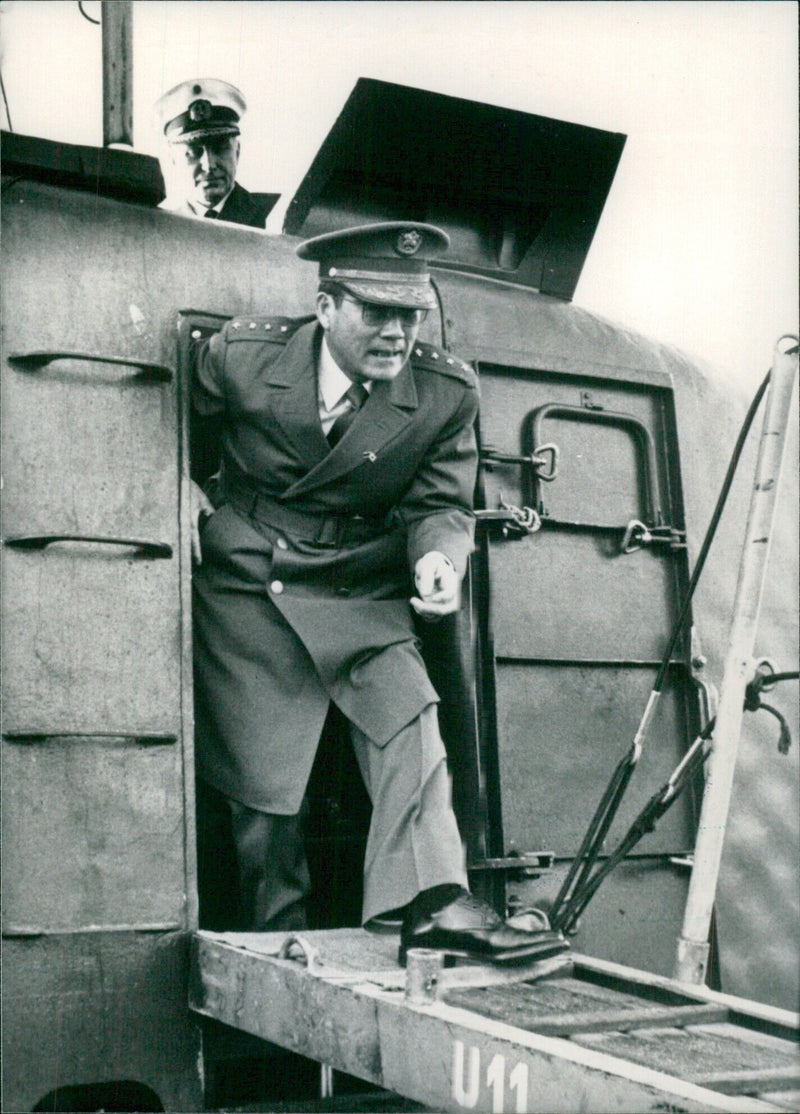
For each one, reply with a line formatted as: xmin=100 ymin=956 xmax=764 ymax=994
xmin=204 ymin=209 xmax=219 ymax=220
xmin=327 ymin=382 xmax=368 ymax=447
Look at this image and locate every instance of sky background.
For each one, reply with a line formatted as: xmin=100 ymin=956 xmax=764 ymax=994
xmin=1 ymin=0 xmax=797 ymax=393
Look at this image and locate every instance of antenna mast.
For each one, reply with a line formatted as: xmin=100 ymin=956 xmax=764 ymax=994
xmin=101 ymin=0 xmax=133 ymax=146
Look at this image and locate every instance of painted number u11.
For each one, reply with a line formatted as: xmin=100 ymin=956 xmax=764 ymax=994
xmin=452 ymin=1040 xmax=529 ymax=1113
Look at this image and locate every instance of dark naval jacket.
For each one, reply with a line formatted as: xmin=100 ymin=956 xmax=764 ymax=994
xmin=191 ymin=316 xmax=479 ymax=812
xmin=160 ymin=182 xmax=277 ymax=229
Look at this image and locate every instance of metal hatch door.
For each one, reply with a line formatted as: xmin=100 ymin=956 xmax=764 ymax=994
xmin=472 ymin=362 xmax=703 ymax=977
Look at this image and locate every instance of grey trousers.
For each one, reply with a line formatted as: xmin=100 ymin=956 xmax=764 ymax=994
xmin=198 ymin=704 xmax=467 ymax=930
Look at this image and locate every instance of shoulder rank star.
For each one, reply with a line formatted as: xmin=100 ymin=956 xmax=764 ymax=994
xmin=362 ymin=451 xmax=378 ymax=463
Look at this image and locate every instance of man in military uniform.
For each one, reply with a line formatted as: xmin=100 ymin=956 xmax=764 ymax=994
xmin=191 ymin=222 xmax=561 ymax=964
xmin=154 ymin=78 xmax=275 ymax=228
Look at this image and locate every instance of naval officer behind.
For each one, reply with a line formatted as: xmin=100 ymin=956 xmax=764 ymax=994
xmin=191 ymin=222 xmax=562 ymax=965
xmin=154 ymin=78 xmax=275 ymax=228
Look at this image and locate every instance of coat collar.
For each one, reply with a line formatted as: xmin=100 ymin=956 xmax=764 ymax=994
xmin=159 ymin=182 xmax=268 ymax=228
xmin=218 ymin=182 xmax=260 ymax=226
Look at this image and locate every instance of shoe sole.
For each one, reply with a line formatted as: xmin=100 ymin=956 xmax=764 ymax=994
xmin=398 ymin=936 xmax=569 ymax=967
xmin=364 ymin=918 xmax=403 ymax=936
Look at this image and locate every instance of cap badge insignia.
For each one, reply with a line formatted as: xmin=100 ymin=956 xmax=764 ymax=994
xmin=396 ymin=229 xmax=423 ymax=256
xmin=189 ymin=99 xmax=212 ymax=123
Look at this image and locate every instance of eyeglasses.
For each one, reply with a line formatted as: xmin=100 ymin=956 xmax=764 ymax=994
xmin=341 ymin=296 xmax=428 ymax=328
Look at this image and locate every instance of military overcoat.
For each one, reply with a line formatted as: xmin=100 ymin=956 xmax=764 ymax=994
xmin=192 ymin=317 xmax=479 ymax=813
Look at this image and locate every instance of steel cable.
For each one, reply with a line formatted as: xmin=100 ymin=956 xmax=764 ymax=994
xmin=549 ymin=367 xmax=773 ymax=930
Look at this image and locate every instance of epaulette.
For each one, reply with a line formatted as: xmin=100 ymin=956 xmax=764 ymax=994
xmin=223 ymin=314 xmax=316 ymax=343
xmin=411 ymin=341 xmax=477 ymax=387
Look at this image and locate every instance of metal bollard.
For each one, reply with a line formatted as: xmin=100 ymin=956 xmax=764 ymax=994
xmin=405 ymin=948 xmax=444 ymax=1003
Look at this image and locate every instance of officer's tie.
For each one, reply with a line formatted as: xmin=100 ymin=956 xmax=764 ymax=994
xmin=327 ymin=383 xmax=368 ymax=448
xmin=204 ymin=209 xmax=219 ymax=219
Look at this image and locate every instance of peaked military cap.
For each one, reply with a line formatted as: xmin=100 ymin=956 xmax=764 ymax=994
xmin=297 ymin=222 xmax=450 ymax=310
xmin=154 ymin=78 xmax=246 ymax=143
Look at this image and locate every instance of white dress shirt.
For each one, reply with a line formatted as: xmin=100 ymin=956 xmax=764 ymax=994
xmin=160 ymin=187 xmax=234 ymax=218
xmin=317 ymin=338 xmax=372 ymax=436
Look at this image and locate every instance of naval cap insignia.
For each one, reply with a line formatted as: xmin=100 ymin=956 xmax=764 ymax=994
xmin=396 ymin=229 xmax=423 ymax=256
xmin=188 ymin=99 xmax=212 ymax=123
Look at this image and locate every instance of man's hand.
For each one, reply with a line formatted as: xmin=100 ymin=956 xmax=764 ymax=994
xmin=410 ymin=551 xmax=461 ymax=621
xmin=190 ymin=479 xmax=216 ymax=565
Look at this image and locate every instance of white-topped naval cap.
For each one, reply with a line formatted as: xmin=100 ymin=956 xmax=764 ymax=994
xmin=154 ymin=78 xmax=246 ymax=143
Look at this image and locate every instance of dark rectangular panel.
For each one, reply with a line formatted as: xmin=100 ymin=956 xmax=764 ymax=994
xmin=284 ymin=78 xmax=625 ymax=300
xmin=489 ymin=531 xmax=676 ymax=661
xmin=494 ymin=664 xmax=696 ymax=854
xmin=1 ymin=129 xmax=165 ymax=204
xmin=509 ymin=861 xmax=692 ymax=979
xmin=2 ymin=738 xmax=184 ymax=930
xmin=3 ymin=547 xmax=179 ymax=734
xmin=575 ymin=1024 xmax=799 ymax=1081
xmin=1 ymin=357 xmax=177 ymax=541
xmin=443 ymin=978 xmax=727 ymax=1036
xmin=1 ymin=933 xmax=202 ymax=1112
xmin=526 ymin=413 xmax=643 ymax=524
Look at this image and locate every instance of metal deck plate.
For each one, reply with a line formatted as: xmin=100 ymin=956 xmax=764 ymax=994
xmin=191 ymin=929 xmax=798 ymax=1113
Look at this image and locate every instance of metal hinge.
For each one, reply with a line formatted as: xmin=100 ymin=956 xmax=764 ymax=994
xmin=480 ymin=444 xmax=559 ymax=482
xmin=470 ymin=851 xmax=554 ymax=879
xmin=475 ymin=494 xmax=542 ymax=539
xmin=621 ymin=520 xmax=687 ymax=553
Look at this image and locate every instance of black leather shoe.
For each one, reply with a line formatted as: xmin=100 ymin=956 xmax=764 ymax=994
xmin=399 ymin=891 xmax=569 ymax=966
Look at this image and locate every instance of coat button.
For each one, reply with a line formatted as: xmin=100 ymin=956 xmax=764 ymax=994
xmin=276 ymin=536 xmax=289 ymax=550
xmin=270 ymin=580 xmax=284 ymax=594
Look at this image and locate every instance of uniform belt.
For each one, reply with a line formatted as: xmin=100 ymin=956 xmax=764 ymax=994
xmin=223 ymin=481 xmax=390 ymax=547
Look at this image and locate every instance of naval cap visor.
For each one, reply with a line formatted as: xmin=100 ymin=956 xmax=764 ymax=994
xmin=164 ymin=106 xmax=241 ymax=144
xmin=155 ymin=78 xmax=245 ymax=143
xmin=297 ymin=222 xmax=449 ymax=310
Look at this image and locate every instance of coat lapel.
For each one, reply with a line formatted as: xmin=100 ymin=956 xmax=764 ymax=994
xmin=282 ymin=359 xmax=419 ymax=499
xmin=264 ymin=323 xmax=330 ymax=469
xmin=218 ymin=183 xmax=268 ymax=229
